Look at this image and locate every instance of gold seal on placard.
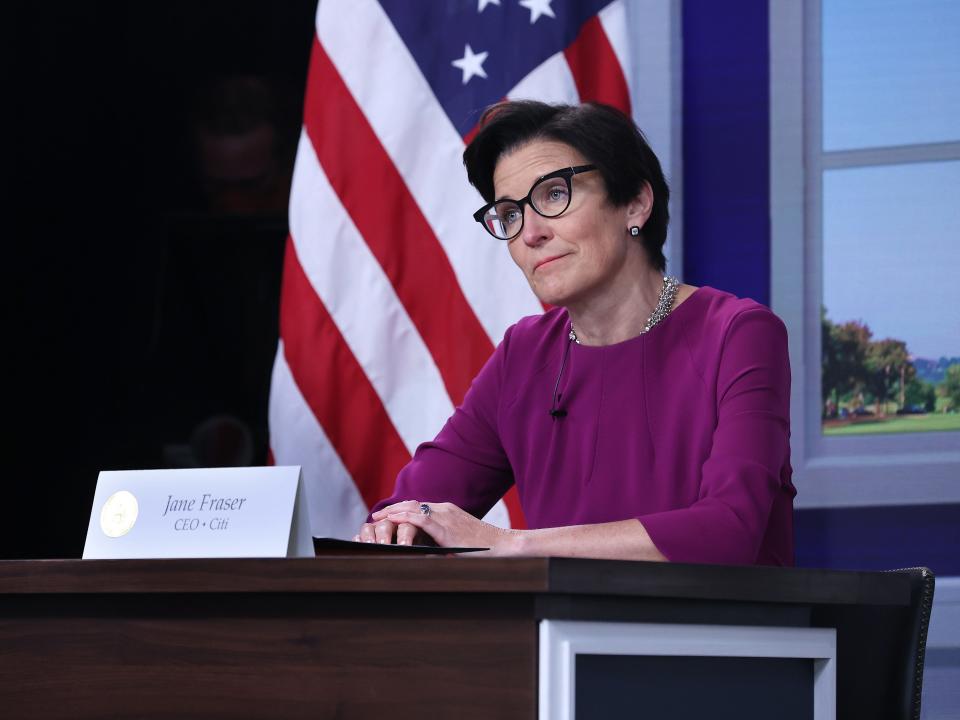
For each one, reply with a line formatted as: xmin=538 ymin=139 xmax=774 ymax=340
xmin=100 ymin=490 xmax=139 ymax=538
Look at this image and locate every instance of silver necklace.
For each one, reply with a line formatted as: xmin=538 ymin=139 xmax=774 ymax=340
xmin=568 ymin=275 xmax=680 ymax=345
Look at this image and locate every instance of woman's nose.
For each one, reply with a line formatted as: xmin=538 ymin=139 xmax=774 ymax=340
xmin=519 ymin=204 xmax=550 ymax=247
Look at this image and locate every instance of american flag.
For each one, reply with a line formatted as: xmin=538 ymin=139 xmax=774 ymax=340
xmin=268 ymin=0 xmax=667 ymax=539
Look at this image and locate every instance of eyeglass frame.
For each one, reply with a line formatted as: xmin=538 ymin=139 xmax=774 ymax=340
xmin=472 ymin=164 xmax=598 ymax=241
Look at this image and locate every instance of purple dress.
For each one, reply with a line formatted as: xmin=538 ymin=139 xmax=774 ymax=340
xmin=371 ymin=287 xmax=796 ymax=566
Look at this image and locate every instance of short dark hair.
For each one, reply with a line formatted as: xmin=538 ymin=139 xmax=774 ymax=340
xmin=463 ymin=101 xmax=670 ymax=271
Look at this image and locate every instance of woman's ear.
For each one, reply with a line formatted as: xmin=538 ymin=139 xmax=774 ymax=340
xmin=625 ymin=180 xmax=654 ymax=229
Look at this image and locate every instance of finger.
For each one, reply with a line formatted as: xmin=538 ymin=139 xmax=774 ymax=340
xmin=395 ymin=522 xmax=418 ymax=546
xmin=358 ymin=522 xmax=377 ymax=543
xmin=374 ymin=520 xmax=396 ymax=545
xmin=385 ymin=510 xmax=426 ymax=525
xmin=386 ymin=511 xmax=442 ymax=544
xmin=371 ymin=500 xmax=421 ymax=521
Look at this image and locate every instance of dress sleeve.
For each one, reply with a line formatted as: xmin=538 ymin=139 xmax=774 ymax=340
xmin=638 ymin=308 xmax=792 ymax=564
xmin=368 ymin=327 xmax=515 ymax=519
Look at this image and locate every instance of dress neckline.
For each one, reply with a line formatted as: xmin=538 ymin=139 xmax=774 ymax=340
xmin=565 ymin=286 xmax=707 ymax=351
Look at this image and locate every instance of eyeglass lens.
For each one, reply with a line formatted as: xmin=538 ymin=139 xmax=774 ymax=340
xmin=482 ymin=173 xmax=573 ymax=240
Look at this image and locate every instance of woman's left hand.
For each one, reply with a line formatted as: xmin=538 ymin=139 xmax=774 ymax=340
xmin=370 ymin=501 xmax=518 ymax=556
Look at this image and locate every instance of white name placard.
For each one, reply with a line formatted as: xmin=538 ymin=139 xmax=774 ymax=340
xmin=82 ymin=466 xmax=313 ymax=559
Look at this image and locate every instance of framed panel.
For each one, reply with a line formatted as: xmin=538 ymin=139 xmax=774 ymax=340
xmin=539 ymin=619 xmax=836 ymax=720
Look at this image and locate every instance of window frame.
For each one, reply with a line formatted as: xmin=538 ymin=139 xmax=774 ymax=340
xmin=769 ymin=0 xmax=960 ymax=509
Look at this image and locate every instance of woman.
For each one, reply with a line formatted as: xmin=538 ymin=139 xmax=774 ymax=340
xmin=356 ymin=101 xmax=795 ymax=565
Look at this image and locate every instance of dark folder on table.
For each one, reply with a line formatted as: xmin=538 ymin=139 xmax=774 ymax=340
xmin=312 ymin=537 xmax=487 ymax=555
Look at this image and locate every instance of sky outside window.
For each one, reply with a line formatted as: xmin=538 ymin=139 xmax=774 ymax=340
xmin=823 ymin=0 xmax=960 ymax=151
xmin=822 ymin=160 xmax=960 ymax=360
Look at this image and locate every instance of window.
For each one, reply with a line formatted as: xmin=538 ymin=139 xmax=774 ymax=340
xmin=771 ymin=0 xmax=960 ymax=507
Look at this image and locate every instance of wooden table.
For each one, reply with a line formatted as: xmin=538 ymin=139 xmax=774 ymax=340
xmin=0 ymin=557 xmax=910 ymax=719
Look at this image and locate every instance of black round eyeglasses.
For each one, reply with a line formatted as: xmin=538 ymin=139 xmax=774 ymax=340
xmin=472 ymin=164 xmax=597 ymax=241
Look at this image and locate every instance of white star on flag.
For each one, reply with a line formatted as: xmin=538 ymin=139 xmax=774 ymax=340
xmin=519 ymin=0 xmax=556 ymax=24
xmin=452 ymin=44 xmax=489 ymax=84
xmin=478 ymin=0 xmax=500 ymax=11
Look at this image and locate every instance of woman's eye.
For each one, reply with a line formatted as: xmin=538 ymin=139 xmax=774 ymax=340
xmin=501 ymin=209 xmax=521 ymax=225
xmin=541 ymin=184 xmax=568 ymax=204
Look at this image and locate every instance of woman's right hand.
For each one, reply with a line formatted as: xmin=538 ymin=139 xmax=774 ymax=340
xmin=354 ymin=518 xmax=419 ymax=545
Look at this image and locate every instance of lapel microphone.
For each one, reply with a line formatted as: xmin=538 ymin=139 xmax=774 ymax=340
xmin=549 ymin=333 xmax=573 ymax=419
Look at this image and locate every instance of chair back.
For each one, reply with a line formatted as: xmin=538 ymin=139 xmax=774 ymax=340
xmin=885 ymin=567 xmax=936 ymax=720
xmin=814 ymin=565 xmax=935 ymax=719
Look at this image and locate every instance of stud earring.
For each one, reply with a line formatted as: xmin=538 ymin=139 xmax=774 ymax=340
xmin=629 ymin=226 xmax=640 ymax=237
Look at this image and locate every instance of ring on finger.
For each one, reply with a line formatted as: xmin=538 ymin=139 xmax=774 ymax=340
xmin=419 ymin=503 xmax=431 ymax=517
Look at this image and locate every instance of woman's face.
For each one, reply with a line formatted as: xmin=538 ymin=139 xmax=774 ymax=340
xmin=492 ymin=140 xmax=650 ymax=309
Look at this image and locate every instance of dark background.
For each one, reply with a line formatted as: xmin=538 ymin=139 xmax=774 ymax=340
xmin=8 ymin=1 xmax=317 ymax=559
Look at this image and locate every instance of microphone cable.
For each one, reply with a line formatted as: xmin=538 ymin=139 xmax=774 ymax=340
xmin=549 ymin=331 xmax=573 ymax=419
